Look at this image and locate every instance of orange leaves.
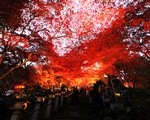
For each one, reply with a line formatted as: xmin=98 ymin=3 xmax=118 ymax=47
xmin=26 ymin=0 xmax=149 ymax=87
xmin=32 ymin=64 xmax=56 ymax=88
xmin=48 ymin=27 xmax=129 ymax=85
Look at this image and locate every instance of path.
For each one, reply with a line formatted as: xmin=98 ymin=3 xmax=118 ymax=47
xmin=51 ymin=91 xmax=92 ymax=120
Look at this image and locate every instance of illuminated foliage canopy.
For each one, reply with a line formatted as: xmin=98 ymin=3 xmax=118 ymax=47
xmin=0 ymin=0 xmax=150 ymax=88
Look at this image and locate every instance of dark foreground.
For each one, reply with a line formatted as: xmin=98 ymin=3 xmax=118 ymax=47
xmin=51 ymin=89 xmax=150 ymax=120
xmin=0 ymin=88 xmax=150 ymax=120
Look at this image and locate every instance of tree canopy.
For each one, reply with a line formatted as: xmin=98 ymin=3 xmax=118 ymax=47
xmin=0 ymin=0 xmax=150 ymax=89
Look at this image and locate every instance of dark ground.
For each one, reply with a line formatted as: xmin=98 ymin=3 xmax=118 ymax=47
xmin=0 ymin=88 xmax=150 ymax=120
xmin=51 ymin=91 xmax=92 ymax=120
xmin=51 ymin=88 xmax=150 ymax=120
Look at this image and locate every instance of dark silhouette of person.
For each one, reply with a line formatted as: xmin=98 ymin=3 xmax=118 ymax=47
xmin=0 ymin=90 xmax=14 ymax=120
xmin=90 ymin=84 xmax=104 ymax=119
xmin=71 ymin=87 xmax=80 ymax=105
xmin=121 ymin=87 xmax=132 ymax=108
xmin=0 ymin=92 xmax=3 ymax=119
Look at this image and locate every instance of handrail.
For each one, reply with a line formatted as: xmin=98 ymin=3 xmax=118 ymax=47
xmin=18 ymin=100 xmax=52 ymax=120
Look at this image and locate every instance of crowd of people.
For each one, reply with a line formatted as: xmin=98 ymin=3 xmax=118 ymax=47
xmin=68 ymin=79 xmax=133 ymax=119
xmin=0 ymin=79 xmax=133 ymax=120
xmin=87 ymin=80 xmax=133 ymax=119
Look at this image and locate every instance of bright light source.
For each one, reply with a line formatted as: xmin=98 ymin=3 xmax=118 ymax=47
xmin=103 ymin=74 xmax=108 ymax=78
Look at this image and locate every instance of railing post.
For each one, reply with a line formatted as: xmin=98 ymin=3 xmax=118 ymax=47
xmin=32 ymin=94 xmax=46 ymax=120
xmin=31 ymin=102 xmax=41 ymax=120
xmin=60 ymin=94 xmax=64 ymax=107
xmin=53 ymin=91 xmax=61 ymax=112
xmin=45 ymin=98 xmax=52 ymax=119
xmin=10 ymin=111 xmax=20 ymax=120
xmin=10 ymin=98 xmax=28 ymax=120
xmin=54 ymin=96 xmax=59 ymax=112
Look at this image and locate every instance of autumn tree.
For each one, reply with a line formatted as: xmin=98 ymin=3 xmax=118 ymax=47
xmin=123 ymin=0 xmax=150 ymax=60
xmin=115 ymin=56 xmax=150 ymax=88
xmin=0 ymin=0 xmax=70 ymax=89
xmin=0 ymin=0 xmax=149 ymax=88
xmin=0 ymin=0 xmax=50 ymax=90
xmin=27 ymin=0 xmax=150 ymax=87
xmin=116 ymin=0 xmax=150 ymax=88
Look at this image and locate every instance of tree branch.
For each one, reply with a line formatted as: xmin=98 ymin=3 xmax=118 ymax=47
xmin=0 ymin=53 xmax=32 ymax=80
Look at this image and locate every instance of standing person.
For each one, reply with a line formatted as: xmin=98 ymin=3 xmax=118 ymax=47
xmin=90 ymin=83 xmax=104 ymax=119
xmin=71 ymin=87 xmax=80 ymax=105
xmin=103 ymin=87 xmax=111 ymax=109
xmin=0 ymin=92 xmax=3 ymax=119
xmin=1 ymin=90 xmax=15 ymax=120
xmin=121 ymin=87 xmax=132 ymax=109
xmin=86 ymin=86 xmax=90 ymax=96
